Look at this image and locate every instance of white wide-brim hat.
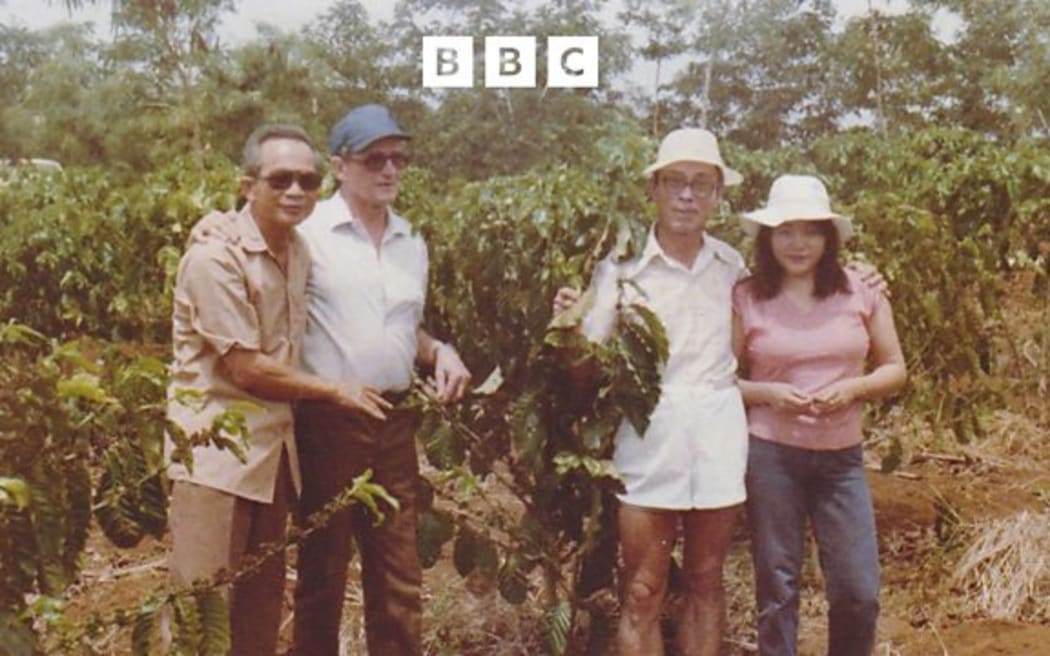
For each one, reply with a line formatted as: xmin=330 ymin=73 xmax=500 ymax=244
xmin=643 ymin=127 xmax=743 ymax=186
xmin=739 ymin=174 xmax=853 ymax=240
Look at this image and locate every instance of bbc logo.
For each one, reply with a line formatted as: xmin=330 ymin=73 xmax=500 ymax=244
xmin=422 ymin=36 xmax=599 ymax=89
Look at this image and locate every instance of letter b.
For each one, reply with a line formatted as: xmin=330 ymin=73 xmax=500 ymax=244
xmin=485 ymin=37 xmax=536 ymax=88
xmin=423 ymin=36 xmax=473 ymax=88
xmin=437 ymin=48 xmax=460 ymax=76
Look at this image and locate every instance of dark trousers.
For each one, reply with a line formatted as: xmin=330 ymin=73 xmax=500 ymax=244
xmin=292 ymin=400 xmax=423 ymax=656
xmin=746 ymin=436 xmax=880 ymax=656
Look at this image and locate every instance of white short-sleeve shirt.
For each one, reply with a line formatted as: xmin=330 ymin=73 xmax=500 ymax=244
xmin=583 ymin=229 xmax=749 ymax=510
xmin=297 ymin=194 xmax=427 ymax=391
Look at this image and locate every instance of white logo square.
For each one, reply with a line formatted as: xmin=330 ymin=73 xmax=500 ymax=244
xmin=422 ymin=36 xmax=474 ymax=88
xmin=547 ymin=36 xmax=599 ymax=88
xmin=484 ymin=36 xmax=536 ymax=88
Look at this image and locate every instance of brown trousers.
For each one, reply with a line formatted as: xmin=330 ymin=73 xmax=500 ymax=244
xmin=167 ymin=451 xmax=293 ymax=656
xmin=292 ymin=400 xmax=423 ymax=656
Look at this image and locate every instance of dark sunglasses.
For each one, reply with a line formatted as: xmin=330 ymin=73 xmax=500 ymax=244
xmin=349 ymin=152 xmax=411 ymax=173
xmin=261 ymin=171 xmax=323 ymax=192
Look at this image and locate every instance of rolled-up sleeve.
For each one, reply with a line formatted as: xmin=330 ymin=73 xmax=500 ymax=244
xmin=175 ymin=243 xmax=260 ymax=356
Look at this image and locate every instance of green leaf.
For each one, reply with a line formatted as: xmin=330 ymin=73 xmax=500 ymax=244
xmin=553 ymin=452 xmax=622 ymax=483
xmin=0 ymin=477 xmax=30 ymax=509
xmin=131 ymin=596 xmax=164 ymax=656
xmin=416 ymin=509 xmax=454 ymax=569
xmin=0 ymin=321 xmax=46 ymax=347
xmin=475 ymin=536 xmax=499 ymax=577
xmin=542 ymin=600 xmax=572 ymax=655
xmin=347 ymin=472 xmax=400 ymax=525
xmin=56 ymin=372 xmax=119 ymax=405
xmin=0 ymin=611 xmax=36 ymax=656
xmin=881 ymin=437 xmax=903 ymax=473
xmin=452 ymin=529 xmax=477 ymax=577
xmin=198 ymin=588 xmax=231 ymax=656
xmin=497 ymin=556 xmax=529 ymax=605
xmin=472 ymin=365 xmax=504 ymax=396
xmin=172 ymin=592 xmax=203 ymax=654
xmin=422 ymin=421 xmax=459 ymax=470
xmin=93 ymin=441 xmax=164 ymax=549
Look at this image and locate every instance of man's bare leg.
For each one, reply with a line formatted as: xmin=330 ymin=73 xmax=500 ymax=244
xmin=617 ymin=504 xmax=678 ymax=656
xmin=676 ymin=505 xmax=741 ymax=656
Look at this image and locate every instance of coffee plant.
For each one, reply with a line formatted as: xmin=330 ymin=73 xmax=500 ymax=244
xmin=1 ymin=124 xmax=1048 ymax=653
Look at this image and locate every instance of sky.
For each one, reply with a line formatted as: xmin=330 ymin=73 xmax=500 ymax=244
xmin=0 ymin=0 xmax=949 ymax=93
xmin=1 ymin=0 xmax=918 ymax=43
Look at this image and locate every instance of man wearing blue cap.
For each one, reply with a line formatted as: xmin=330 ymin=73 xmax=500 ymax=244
xmin=292 ymin=104 xmax=471 ymax=655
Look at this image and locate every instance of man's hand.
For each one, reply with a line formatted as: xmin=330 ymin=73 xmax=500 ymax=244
xmin=330 ymin=381 xmax=392 ymax=421
xmin=552 ymin=287 xmax=582 ymax=316
xmin=428 ymin=344 xmax=471 ymax=404
xmin=845 ymin=261 xmax=889 ymax=297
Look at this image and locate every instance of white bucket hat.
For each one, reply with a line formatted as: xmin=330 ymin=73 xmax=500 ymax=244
xmin=739 ymin=174 xmax=853 ymax=240
xmin=643 ymin=128 xmax=743 ymax=186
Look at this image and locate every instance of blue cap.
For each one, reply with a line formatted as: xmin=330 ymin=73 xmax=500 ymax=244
xmin=328 ymin=104 xmax=410 ymax=155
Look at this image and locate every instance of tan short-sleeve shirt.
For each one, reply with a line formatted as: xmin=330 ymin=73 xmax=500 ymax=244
xmin=165 ymin=207 xmax=309 ymax=502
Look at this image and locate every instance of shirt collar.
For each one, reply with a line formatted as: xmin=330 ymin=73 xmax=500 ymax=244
xmin=321 ymin=193 xmax=411 ymax=239
xmin=628 ymin=226 xmax=733 ymax=277
xmin=233 ymin=206 xmax=269 ymax=253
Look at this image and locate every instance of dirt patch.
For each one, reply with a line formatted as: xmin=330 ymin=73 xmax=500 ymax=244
xmin=51 ymin=422 xmax=1049 ymax=655
xmin=893 ymin=620 xmax=1050 ymax=655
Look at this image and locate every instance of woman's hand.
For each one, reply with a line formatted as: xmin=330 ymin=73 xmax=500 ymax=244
xmin=761 ymin=382 xmax=814 ymax=413
xmin=810 ymin=379 xmax=865 ymax=415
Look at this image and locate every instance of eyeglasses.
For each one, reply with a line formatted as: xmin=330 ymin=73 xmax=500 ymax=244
xmin=349 ymin=151 xmax=411 ymax=173
xmin=660 ymin=173 xmax=718 ymax=198
xmin=261 ymin=170 xmax=323 ymax=192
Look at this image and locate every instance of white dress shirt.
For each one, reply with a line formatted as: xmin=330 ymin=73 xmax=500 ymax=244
xmin=583 ymin=228 xmax=750 ymax=509
xmin=297 ymin=194 xmax=427 ymax=392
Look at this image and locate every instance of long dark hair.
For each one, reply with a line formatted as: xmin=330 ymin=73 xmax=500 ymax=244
xmin=751 ymin=220 xmax=850 ymax=300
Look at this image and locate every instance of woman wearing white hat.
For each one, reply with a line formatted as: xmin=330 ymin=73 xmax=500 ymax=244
xmin=731 ymin=174 xmax=906 ymax=656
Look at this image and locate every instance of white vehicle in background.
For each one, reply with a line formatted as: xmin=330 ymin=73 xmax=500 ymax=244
xmin=0 ymin=158 xmax=63 ymax=187
xmin=1 ymin=158 xmax=63 ymax=172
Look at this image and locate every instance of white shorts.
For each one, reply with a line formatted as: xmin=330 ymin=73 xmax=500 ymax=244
xmin=613 ymin=384 xmax=748 ymax=510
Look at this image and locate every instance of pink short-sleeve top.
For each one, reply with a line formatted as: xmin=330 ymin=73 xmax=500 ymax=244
xmin=732 ymin=269 xmax=880 ymax=450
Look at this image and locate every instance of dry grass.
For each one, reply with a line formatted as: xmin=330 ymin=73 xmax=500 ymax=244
xmin=958 ymin=410 xmax=1048 ymax=470
xmin=953 ymin=510 xmax=1050 ymax=621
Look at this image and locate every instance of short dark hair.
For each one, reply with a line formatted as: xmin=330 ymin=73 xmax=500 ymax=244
xmin=750 ymin=220 xmax=850 ymax=300
xmin=242 ymin=124 xmax=323 ymax=176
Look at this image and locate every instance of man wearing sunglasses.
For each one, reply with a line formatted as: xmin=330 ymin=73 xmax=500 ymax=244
xmin=165 ymin=124 xmax=391 ymax=655
xmin=292 ymin=104 xmax=472 ymax=656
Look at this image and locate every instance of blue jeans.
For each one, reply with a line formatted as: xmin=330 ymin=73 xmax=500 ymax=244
xmin=746 ymin=436 xmax=880 ymax=656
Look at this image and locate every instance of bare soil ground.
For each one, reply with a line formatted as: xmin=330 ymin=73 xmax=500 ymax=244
xmin=58 ymin=439 xmax=1050 ymax=655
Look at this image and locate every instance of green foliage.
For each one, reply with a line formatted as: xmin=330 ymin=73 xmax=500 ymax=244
xmin=397 ymin=125 xmax=670 ymax=651
xmin=0 ymin=333 xmax=140 ymax=645
xmin=0 ymin=323 xmax=264 ymax=652
xmin=0 ymin=156 xmax=238 ymax=339
xmin=817 ymin=128 xmax=1050 ymax=439
xmin=95 ymin=440 xmax=168 ymax=548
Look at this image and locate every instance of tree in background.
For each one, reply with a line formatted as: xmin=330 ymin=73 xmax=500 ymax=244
xmin=914 ymin=0 xmax=1050 ymax=138
xmin=827 ymin=8 xmax=953 ymax=135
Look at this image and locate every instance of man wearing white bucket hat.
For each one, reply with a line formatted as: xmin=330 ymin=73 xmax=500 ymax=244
xmin=732 ymin=174 xmax=906 ymax=656
xmin=553 ymin=127 xmax=749 ymax=656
